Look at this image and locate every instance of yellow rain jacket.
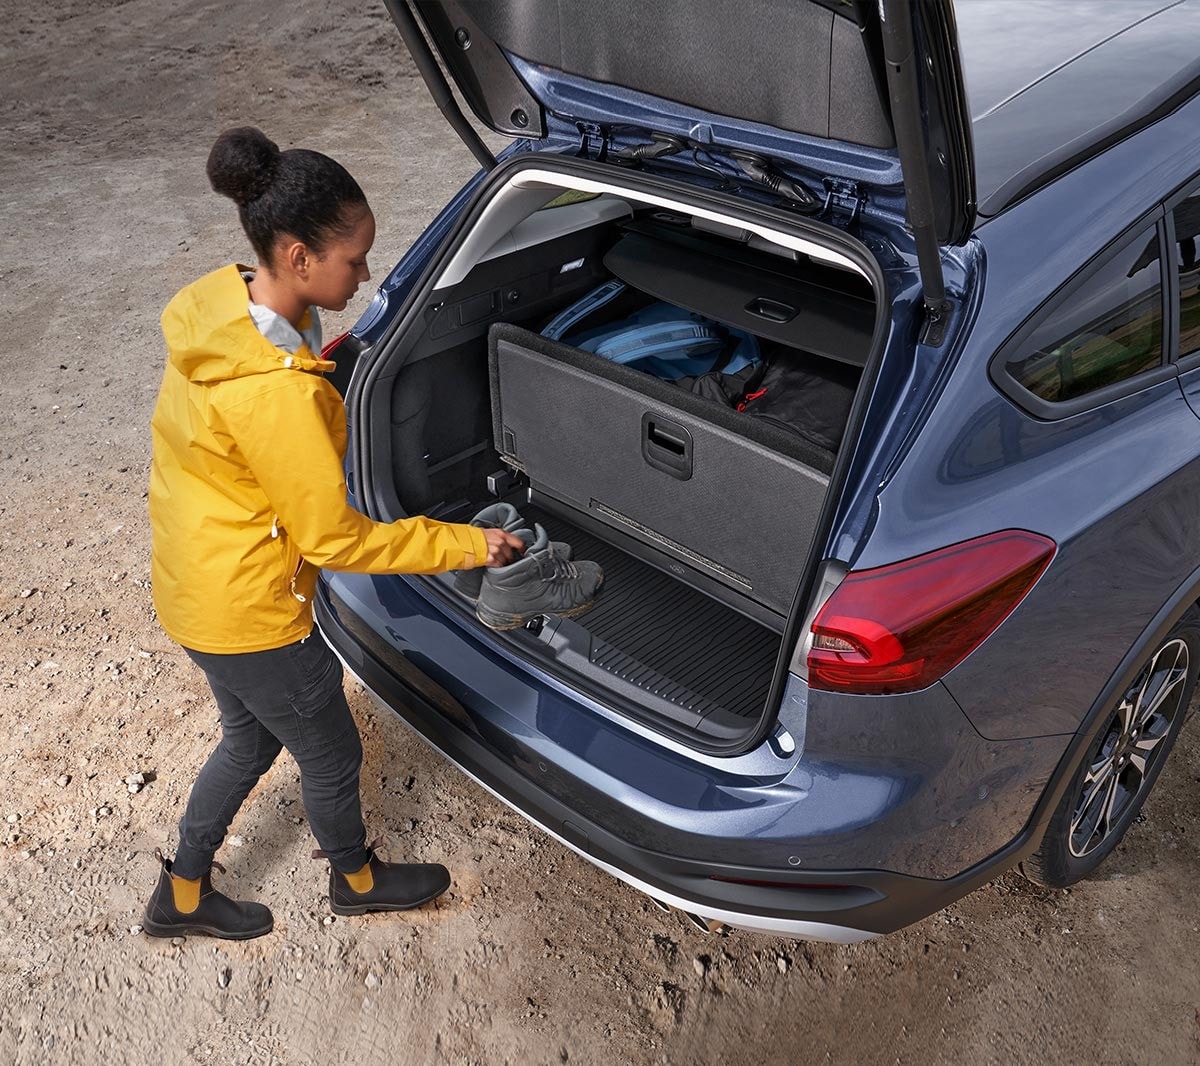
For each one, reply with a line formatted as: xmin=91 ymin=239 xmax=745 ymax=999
xmin=149 ymin=264 xmax=488 ymax=654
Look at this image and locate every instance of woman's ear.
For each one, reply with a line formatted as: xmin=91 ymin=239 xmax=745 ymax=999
xmin=281 ymin=239 xmax=311 ymax=279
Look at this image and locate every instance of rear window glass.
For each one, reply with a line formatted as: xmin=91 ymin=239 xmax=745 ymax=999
xmin=1005 ymin=227 xmax=1163 ymax=403
xmin=1176 ymin=194 xmax=1200 ymax=359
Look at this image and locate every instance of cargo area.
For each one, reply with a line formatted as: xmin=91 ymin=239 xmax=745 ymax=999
xmin=363 ymin=171 xmax=880 ymax=743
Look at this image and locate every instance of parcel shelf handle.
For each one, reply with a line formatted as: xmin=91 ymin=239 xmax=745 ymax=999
xmin=745 ymin=297 xmax=797 ymax=323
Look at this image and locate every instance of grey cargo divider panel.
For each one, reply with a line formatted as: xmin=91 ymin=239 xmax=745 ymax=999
xmin=489 ymin=324 xmax=831 ymax=616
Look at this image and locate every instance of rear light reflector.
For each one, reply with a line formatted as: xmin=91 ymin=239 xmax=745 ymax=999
xmin=807 ymin=530 xmax=1055 ymax=695
xmin=709 ymin=876 xmax=851 ymax=889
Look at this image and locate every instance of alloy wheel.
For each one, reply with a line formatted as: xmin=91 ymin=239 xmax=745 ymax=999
xmin=1068 ymin=637 xmax=1190 ymax=858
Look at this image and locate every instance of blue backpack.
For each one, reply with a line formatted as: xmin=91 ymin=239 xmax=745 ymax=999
xmin=541 ymin=280 xmax=759 ymax=381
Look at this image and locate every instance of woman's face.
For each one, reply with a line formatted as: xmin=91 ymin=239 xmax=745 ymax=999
xmin=300 ymin=205 xmax=376 ymax=313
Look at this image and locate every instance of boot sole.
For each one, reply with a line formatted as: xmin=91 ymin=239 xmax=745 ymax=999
xmin=141 ymin=916 xmax=274 ymax=940
xmin=475 ymin=571 xmax=604 ymax=631
xmin=329 ymin=884 xmax=449 ymax=915
xmin=475 ymin=596 xmax=597 ymax=631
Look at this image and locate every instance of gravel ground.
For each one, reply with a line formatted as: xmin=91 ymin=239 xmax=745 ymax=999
xmin=2 ymin=2 xmax=1199 ymax=1063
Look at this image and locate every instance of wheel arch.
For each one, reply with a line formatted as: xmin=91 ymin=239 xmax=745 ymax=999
xmin=1023 ymin=562 xmax=1200 ymax=848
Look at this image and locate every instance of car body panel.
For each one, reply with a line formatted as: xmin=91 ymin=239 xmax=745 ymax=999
xmin=856 ymin=91 xmax=1200 ymax=739
xmin=318 ymin=4 xmax=1200 ymax=935
xmin=957 ymin=0 xmax=1200 ymax=214
xmin=320 ymin=567 xmax=1066 ymax=881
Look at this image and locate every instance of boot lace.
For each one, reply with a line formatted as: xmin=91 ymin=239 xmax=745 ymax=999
xmin=544 ymin=545 xmax=578 ymax=582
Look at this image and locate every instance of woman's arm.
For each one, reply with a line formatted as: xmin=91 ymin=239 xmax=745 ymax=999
xmin=218 ymin=374 xmax=490 ymax=574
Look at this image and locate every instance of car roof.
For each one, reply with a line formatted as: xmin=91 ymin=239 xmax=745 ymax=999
xmin=955 ymin=0 xmax=1200 ymax=217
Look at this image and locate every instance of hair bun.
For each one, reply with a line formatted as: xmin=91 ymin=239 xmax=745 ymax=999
xmin=206 ymin=127 xmax=281 ymax=207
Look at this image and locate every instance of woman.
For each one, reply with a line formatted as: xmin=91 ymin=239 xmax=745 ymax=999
xmin=142 ymin=127 xmax=524 ymax=940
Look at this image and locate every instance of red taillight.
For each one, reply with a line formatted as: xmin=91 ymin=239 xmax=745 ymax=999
xmin=321 ymin=331 xmax=349 ymax=360
xmin=806 ymin=530 xmax=1055 ymax=695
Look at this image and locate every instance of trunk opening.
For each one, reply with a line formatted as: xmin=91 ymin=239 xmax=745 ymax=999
xmin=361 ymin=165 xmax=884 ymax=750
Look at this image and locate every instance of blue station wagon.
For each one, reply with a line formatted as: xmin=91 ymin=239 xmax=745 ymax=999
xmin=315 ymin=0 xmax=1200 ymax=940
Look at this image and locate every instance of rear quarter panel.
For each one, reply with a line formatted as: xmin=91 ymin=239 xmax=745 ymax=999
xmin=858 ymin=95 xmax=1200 ymax=740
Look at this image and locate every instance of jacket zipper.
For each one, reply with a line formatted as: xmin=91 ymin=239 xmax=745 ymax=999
xmin=271 ymin=514 xmax=307 ymax=603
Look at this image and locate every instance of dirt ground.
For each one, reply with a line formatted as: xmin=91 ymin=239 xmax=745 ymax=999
xmin=2 ymin=2 xmax=1199 ymax=1063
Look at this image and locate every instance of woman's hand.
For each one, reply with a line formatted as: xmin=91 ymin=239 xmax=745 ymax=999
xmin=481 ymin=528 xmax=525 ymax=568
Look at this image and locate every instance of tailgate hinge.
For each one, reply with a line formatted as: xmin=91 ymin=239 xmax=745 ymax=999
xmin=575 ymin=121 xmax=611 ymax=163
xmin=820 ymin=178 xmax=866 ymax=228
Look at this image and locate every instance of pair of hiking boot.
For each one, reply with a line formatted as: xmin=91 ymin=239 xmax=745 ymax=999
xmin=454 ymin=502 xmax=604 ymax=629
xmin=142 ymin=840 xmax=448 ymax=941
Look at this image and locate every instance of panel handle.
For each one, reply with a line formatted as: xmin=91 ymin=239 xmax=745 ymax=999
xmin=642 ymin=413 xmax=693 ymax=481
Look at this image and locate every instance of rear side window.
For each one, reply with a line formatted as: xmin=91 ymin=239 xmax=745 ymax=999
xmin=1176 ymin=194 xmax=1200 ymax=359
xmin=1004 ymin=226 xmax=1163 ymax=403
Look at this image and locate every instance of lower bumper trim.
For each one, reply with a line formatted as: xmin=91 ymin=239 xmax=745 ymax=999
xmin=335 ymin=646 xmax=874 ymax=943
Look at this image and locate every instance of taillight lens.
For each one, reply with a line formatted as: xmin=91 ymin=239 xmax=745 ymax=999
xmin=807 ymin=530 xmax=1055 ymax=695
xmin=321 ymin=331 xmax=349 ymax=360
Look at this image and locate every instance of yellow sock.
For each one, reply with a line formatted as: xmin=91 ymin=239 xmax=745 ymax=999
xmin=169 ymin=872 xmax=201 ymax=914
xmin=343 ymin=861 xmax=374 ymax=894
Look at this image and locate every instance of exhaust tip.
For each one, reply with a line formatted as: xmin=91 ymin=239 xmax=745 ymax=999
xmin=684 ymin=911 xmax=725 ymax=934
xmin=649 ymin=896 xmax=671 ymax=913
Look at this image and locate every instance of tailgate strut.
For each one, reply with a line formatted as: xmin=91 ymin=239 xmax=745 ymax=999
xmin=383 ymin=0 xmax=497 ymax=171
xmin=879 ymin=0 xmax=952 ymax=346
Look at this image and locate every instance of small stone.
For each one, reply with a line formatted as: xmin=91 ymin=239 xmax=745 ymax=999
xmin=56 ymin=775 xmax=71 ymax=788
xmin=228 ymin=835 xmax=244 ymax=848
xmin=6 ymin=814 xmax=19 ymax=825
xmin=365 ymin=972 xmax=381 ymax=990
xmin=323 ymin=915 xmax=335 ymax=926
xmin=776 ymin=955 xmax=790 ymax=974
xmin=692 ymin=956 xmax=708 ymax=978
xmin=129 ymin=925 xmax=142 ymax=936
xmin=19 ymin=589 xmax=34 ymax=598
xmin=170 ymin=936 xmax=185 ymax=947
xmin=97 ymin=806 xmax=111 ymax=817
xmin=217 ymin=967 xmax=232 ymax=989
xmin=124 ymin=773 xmax=146 ymax=786
xmin=127 ymin=782 xmax=142 ymax=795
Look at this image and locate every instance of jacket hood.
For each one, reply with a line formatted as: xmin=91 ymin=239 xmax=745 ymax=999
xmin=161 ymin=263 xmax=334 ymax=383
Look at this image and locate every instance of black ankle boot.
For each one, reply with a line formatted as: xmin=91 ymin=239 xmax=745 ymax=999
xmin=323 ymin=840 xmax=451 ymax=915
xmin=142 ymin=849 xmax=273 ymax=940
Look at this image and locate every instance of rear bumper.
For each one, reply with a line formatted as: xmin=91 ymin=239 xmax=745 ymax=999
xmin=316 ymin=573 xmax=1067 ymax=939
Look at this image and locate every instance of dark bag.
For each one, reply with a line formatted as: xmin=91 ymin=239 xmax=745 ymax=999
xmin=674 ymin=362 xmax=765 ymax=407
xmin=735 ymin=350 xmax=858 ymax=453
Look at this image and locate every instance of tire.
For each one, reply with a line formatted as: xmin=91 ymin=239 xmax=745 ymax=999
xmin=1021 ymin=607 xmax=1200 ymax=888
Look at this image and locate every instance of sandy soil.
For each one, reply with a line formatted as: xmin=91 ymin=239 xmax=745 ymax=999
xmin=1 ymin=2 xmax=1199 ymax=1063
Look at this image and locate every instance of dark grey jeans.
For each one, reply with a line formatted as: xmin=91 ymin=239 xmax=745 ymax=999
xmin=174 ymin=634 xmax=369 ymax=878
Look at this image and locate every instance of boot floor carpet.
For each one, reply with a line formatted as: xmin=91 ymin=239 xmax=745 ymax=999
xmin=509 ymin=501 xmax=782 ymax=722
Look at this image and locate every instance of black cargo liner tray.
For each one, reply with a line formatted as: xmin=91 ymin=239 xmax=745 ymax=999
xmin=438 ymin=496 xmax=782 ymax=729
